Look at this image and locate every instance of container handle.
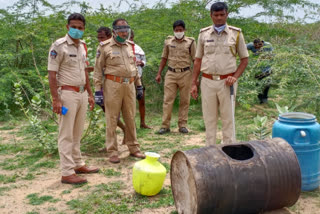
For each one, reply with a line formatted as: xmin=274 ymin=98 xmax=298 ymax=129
xmin=300 ymin=130 xmax=306 ymax=137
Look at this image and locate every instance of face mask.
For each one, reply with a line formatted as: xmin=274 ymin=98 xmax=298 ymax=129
xmin=174 ymin=31 xmax=184 ymax=39
xmin=68 ymin=27 xmax=84 ymax=39
xmin=214 ymin=25 xmax=226 ymax=34
xmin=113 ymin=25 xmax=131 ymax=44
xmin=115 ymin=34 xmax=126 ymax=43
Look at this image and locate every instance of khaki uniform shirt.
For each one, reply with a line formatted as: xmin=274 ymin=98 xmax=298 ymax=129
xmin=93 ymin=37 xmax=140 ymax=91
xmin=47 ymin=34 xmax=87 ymax=87
xmin=161 ymin=36 xmax=196 ymax=69
xmin=195 ymin=24 xmax=249 ymax=75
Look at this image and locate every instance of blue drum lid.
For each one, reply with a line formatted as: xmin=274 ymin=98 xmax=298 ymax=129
xmin=279 ymin=112 xmax=317 ymax=124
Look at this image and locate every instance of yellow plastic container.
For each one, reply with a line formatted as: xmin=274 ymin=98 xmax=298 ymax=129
xmin=132 ymin=152 xmax=166 ymax=196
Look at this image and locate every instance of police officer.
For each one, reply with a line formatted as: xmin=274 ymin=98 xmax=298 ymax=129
xmin=97 ymin=26 xmax=112 ymax=42
xmin=48 ymin=13 xmax=99 ymax=184
xmin=156 ymin=20 xmax=196 ymax=134
xmin=93 ymin=18 xmax=145 ymax=164
xmin=191 ymin=2 xmax=249 ymax=145
xmin=95 ymin=26 xmax=126 ymax=146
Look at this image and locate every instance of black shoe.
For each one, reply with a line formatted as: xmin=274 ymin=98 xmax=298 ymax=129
xmin=157 ymin=128 xmax=170 ymax=135
xmin=179 ymin=127 xmax=189 ymax=134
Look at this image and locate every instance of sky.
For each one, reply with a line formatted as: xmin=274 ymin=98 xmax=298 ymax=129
xmin=0 ymin=0 xmax=171 ymax=10
xmin=0 ymin=0 xmax=319 ymax=23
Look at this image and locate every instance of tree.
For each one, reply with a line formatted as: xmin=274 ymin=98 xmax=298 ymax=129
xmin=204 ymin=0 xmax=320 ymax=22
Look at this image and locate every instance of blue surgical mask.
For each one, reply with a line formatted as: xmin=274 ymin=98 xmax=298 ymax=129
xmin=214 ymin=25 xmax=226 ymax=34
xmin=68 ymin=27 xmax=84 ymax=39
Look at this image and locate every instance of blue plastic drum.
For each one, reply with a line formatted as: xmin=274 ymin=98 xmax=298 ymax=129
xmin=272 ymin=112 xmax=320 ymax=191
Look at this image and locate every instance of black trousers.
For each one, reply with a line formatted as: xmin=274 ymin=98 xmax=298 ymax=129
xmin=255 ymin=69 xmax=271 ymax=103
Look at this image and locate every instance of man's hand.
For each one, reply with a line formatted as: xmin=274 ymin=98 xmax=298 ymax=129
xmin=94 ymin=90 xmax=104 ymax=107
xmin=136 ymin=60 xmax=144 ymax=67
xmin=136 ymin=86 xmax=143 ymax=100
xmin=88 ymin=95 xmax=95 ymax=111
xmin=52 ymin=98 xmax=62 ymax=115
xmin=155 ymin=74 xmax=162 ymax=83
xmin=225 ymin=76 xmax=237 ymax=86
xmin=191 ymin=84 xmax=198 ymax=100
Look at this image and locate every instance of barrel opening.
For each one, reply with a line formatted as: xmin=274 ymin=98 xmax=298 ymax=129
xmin=222 ymin=145 xmax=254 ymax=160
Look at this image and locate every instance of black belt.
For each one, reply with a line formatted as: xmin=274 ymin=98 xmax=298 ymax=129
xmin=168 ymin=66 xmax=190 ymax=73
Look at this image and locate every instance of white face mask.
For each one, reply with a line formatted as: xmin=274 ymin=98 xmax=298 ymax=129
xmin=174 ymin=31 xmax=184 ymax=39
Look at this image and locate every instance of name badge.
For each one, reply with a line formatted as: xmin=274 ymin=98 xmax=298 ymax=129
xmin=112 ymin=52 xmax=120 ymax=55
xmin=69 ymin=54 xmax=77 ymax=57
xmin=170 ymin=45 xmax=176 ymax=48
xmin=206 ymin=39 xmax=214 ymax=42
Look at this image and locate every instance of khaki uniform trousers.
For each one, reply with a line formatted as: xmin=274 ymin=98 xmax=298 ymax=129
xmin=201 ymin=77 xmax=238 ymax=145
xmin=58 ymin=90 xmax=87 ymax=176
xmin=161 ymin=70 xmax=192 ymax=129
xmin=104 ymin=79 xmax=140 ymax=157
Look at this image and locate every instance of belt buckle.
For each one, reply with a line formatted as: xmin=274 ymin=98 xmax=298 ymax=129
xmin=123 ymin=78 xmax=129 ymax=84
xmin=79 ymin=86 xmax=85 ymax=93
xmin=212 ymin=75 xmax=220 ymax=81
xmin=176 ymin=69 xmax=182 ymax=73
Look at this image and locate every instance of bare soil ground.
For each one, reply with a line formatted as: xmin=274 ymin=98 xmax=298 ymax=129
xmin=0 ymin=125 xmax=319 ymax=214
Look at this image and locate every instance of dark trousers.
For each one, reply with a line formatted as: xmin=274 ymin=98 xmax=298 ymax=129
xmin=258 ymin=84 xmax=270 ymax=103
xmin=255 ymin=67 xmax=271 ymax=103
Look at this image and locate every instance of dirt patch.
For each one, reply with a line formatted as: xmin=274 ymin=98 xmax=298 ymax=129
xmin=0 ymin=126 xmax=318 ymax=214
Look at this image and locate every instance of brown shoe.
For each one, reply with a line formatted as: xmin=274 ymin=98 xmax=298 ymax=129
xmin=61 ymin=174 xmax=87 ymax=185
xmin=109 ymin=155 xmax=120 ymax=164
xmin=75 ymin=165 xmax=100 ymax=174
xmin=130 ymin=152 xmax=146 ymax=159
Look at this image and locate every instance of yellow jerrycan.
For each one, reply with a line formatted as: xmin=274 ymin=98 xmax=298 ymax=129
xmin=132 ymin=152 xmax=166 ymax=196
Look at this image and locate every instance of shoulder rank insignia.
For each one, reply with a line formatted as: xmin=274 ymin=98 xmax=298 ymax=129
xmin=200 ymin=26 xmax=211 ymax=33
xmin=100 ymin=39 xmax=111 ymax=46
xmin=228 ymin=26 xmax=241 ymax=32
xmin=54 ymin=37 xmax=67 ymax=46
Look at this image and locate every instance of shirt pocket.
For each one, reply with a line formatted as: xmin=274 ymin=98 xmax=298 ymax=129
xmin=177 ymin=45 xmax=189 ymax=57
xmin=204 ymin=42 xmax=216 ymax=55
xmin=127 ymin=49 xmax=136 ymax=65
xmin=225 ymin=41 xmax=237 ymax=55
xmin=64 ymin=55 xmax=78 ymax=67
xmin=109 ymin=54 xmax=123 ymax=65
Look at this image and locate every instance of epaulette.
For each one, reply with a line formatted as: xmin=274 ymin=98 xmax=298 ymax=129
xmin=200 ymin=26 xmax=211 ymax=33
xmin=228 ymin=26 xmax=242 ymax=32
xmin=80 ymin=39 xmax=86 ymax=44
xmin=54 ymin=37 xmax=67 ymax=46
xmin=99 ymin=39 xmax=111 ymax=46
xmin=186 ymin=37 xmax=195 ymax=41
xmin=127 ymin=40 xmax=134 ymax=45
xmin=166 ymin=36 xmax=174 ymax=40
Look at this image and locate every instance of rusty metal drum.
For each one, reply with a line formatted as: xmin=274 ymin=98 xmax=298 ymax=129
xmin=170 ymin=138 xmax=301 ymax=214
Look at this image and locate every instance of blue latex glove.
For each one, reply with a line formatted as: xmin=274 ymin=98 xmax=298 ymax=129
xmin=95 ymin=90 xmax=104 ymax=107
xmin=136 ymin=86 xmax=143 ymax=100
